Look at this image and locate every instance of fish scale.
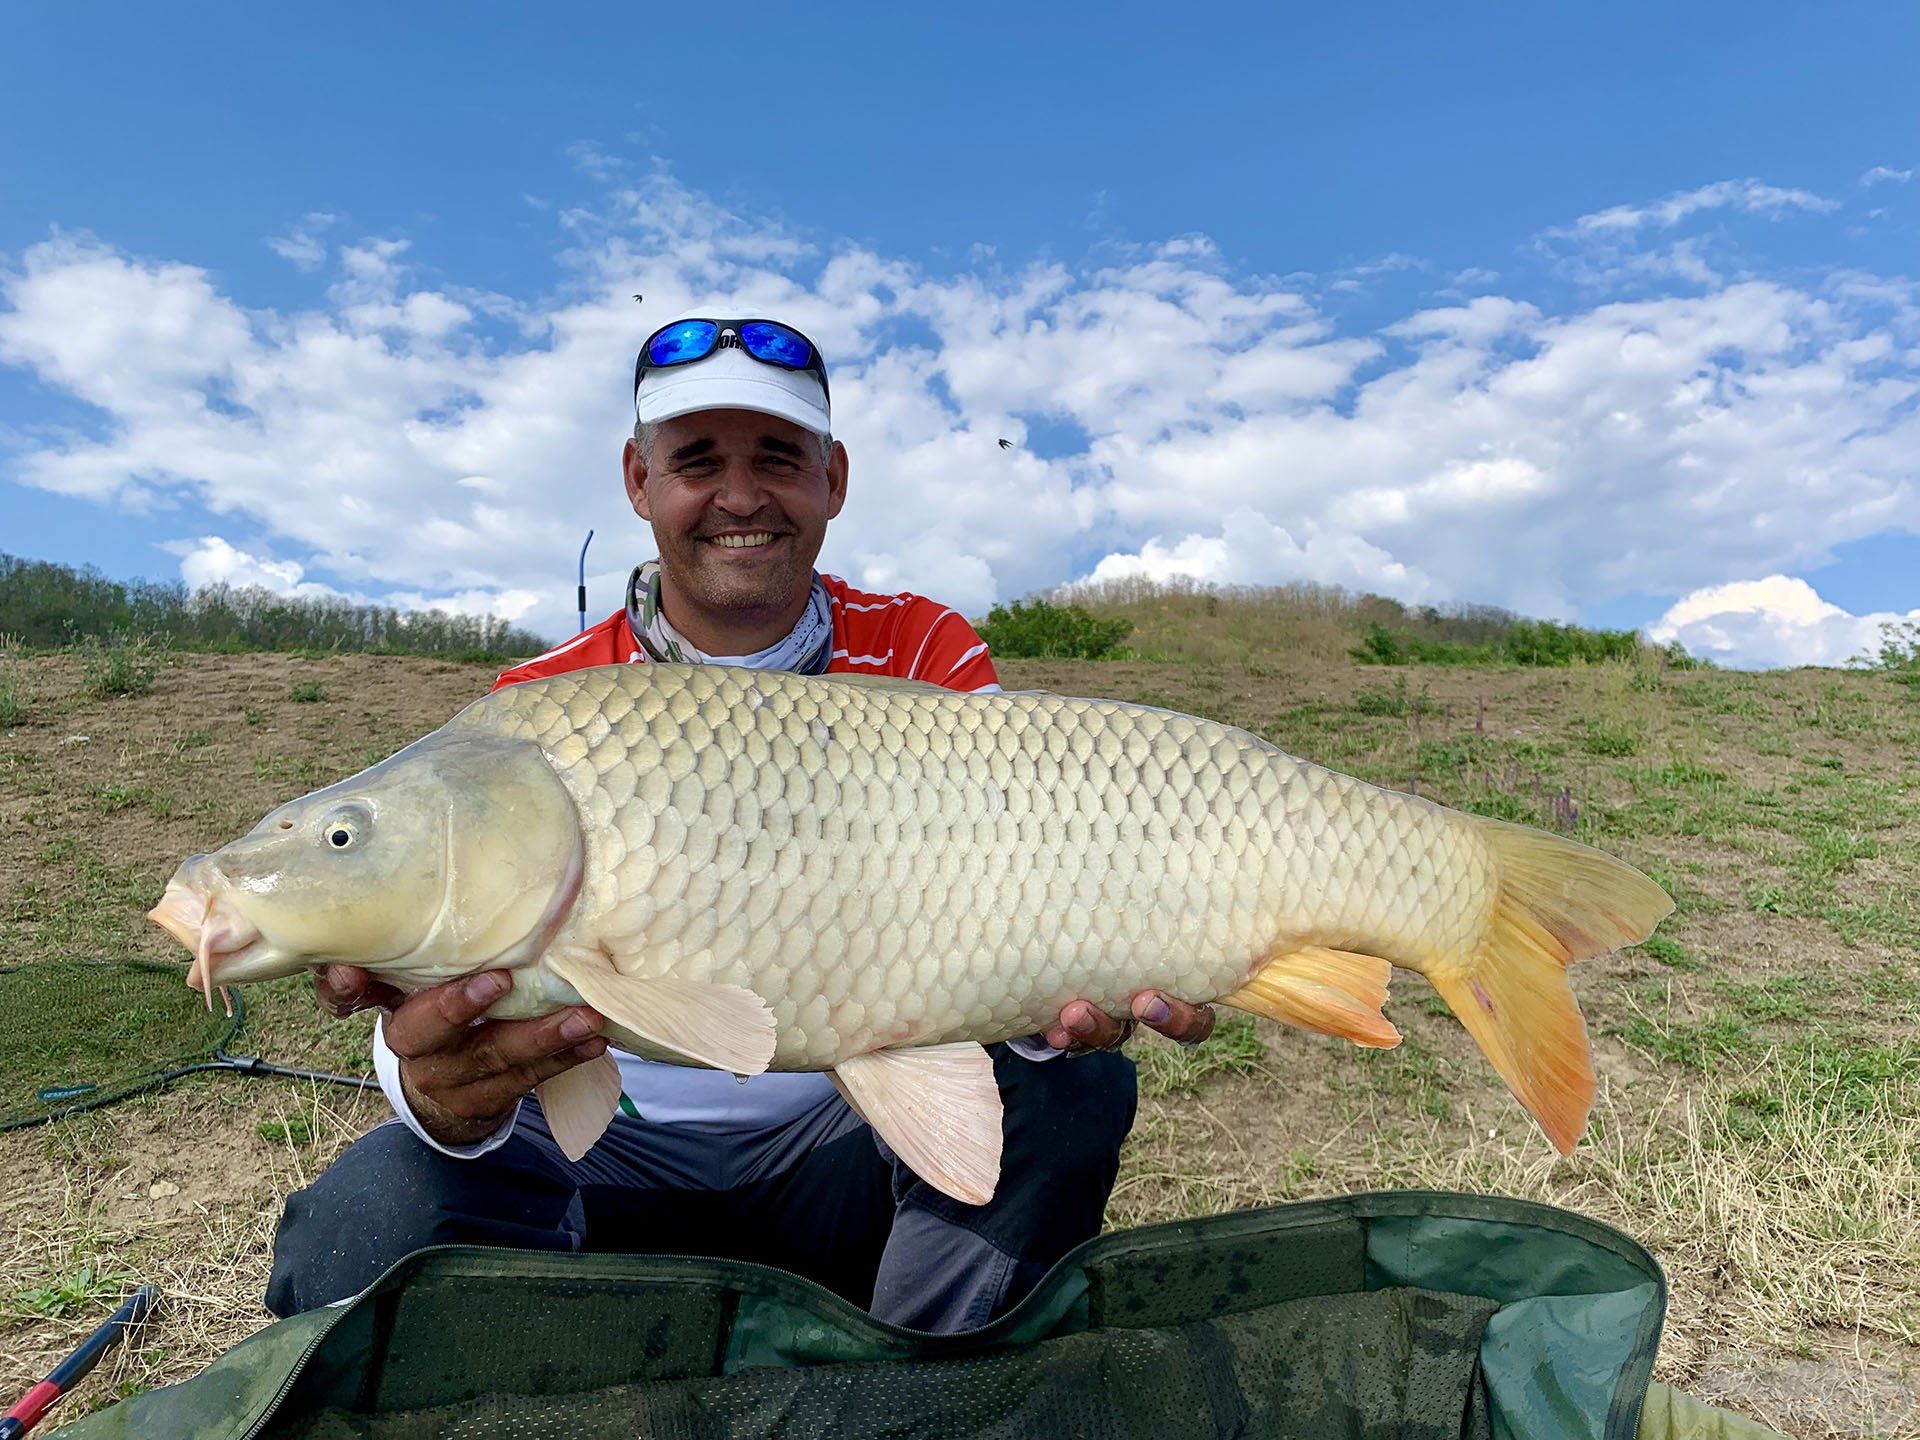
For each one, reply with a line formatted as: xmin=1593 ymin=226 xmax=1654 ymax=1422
xmin=454 ymin=666 xmax=1428 ymax=1070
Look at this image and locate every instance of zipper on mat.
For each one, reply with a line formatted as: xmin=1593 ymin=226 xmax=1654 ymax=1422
xmin=235 ymin=1304 xmax=353 ymax=1440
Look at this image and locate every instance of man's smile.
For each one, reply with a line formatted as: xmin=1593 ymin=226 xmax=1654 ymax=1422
xmin=704 ymin=531 xmax=783 ymax=551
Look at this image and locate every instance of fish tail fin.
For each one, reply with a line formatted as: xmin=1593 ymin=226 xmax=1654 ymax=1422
xmin=1221 ymin=945 xmax=1401 ymax=1049
xmin=1428 ymin=817 xmax=1673 ymax=1154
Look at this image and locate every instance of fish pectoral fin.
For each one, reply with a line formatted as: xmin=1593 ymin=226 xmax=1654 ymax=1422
xmin=1222 ymin=945 xmax=1401 ymax=1049
xmin=535 ymin=1050 xmax=623 ymax=1162
xmin=548 ymin=951 xmax=776 ymax=1076
xmin=834 ymin=1043 xmax=1003 ymax=1207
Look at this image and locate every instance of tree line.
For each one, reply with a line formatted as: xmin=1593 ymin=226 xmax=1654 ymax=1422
xmin=0 ymin=553 xmax=547 ymax=661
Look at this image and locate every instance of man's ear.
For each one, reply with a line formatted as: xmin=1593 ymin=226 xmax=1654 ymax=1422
xmin=623 ymin=437 xmax=652 ymax=521
xmin=826 ymin=439 xmax=849 ymax=521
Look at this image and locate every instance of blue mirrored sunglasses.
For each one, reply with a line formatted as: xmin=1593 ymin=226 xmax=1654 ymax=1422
xmin=634 ymin=318 xmax=830 ymax=402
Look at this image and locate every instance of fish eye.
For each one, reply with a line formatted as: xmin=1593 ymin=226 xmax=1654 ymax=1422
xmin=318 ymin=804 xmax=371 ymax=852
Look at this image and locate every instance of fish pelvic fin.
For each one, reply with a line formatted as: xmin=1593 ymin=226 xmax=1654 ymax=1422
xmin=1429 ymin=817 xmax=1674 ymax=1156
xmin=548 ymin=949 xmax=776 ymax=1076
xmin=535 ymin=1049 xmax=622 ymax=1162
xmin=833 ymin=1042 xmax=1003 ymax=1206
xmin=1221 ymin=945 xmax=1400 ymax=1049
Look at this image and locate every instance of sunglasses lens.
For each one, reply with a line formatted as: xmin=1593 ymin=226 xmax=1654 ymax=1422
xmin=739 ymin=321 xmax=814 ymax=370
xmin=647 ymin=320 xmax=719 ymax=367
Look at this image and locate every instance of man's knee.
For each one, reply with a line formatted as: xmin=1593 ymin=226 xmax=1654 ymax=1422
xmin=1001 ymin=1048 xmax=1138 ymax=1165
xmin=266 ymin=1122 xmax=564 ymax=1318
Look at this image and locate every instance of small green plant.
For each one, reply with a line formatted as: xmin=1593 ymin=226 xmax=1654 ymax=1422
xmin=11 ymin=1262 xmax=134 ymax=1319
xmin=1352 ymin=676 xmax=1425 ymax=717
xmin=243 ymin=707 xmax=266 ymax=725
xmin=258 ymin=1111 xmax=316 ymax=1145
xmin=79 ymin=634 xmax=157 ymax=698
xmin=290 ymin=680 xmax=325 ymax=703
xmin=0 ymin=664 xmax=23 ymax=727
xmin=1636 ymin=934 xmax=1704 ymax=972
xmin=1582 ymin=723 xmax=1640 ymax=758
xmin=976 ymin=598 xmax=1132 ymax=660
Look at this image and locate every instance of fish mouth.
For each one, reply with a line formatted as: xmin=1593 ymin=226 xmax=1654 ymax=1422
xmin=147 ymin=879 xmax=264 ymax=1013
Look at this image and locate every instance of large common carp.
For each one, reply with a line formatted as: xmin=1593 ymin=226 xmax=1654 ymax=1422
xmin=150 ymin=664 xmax=1670 ymax=1204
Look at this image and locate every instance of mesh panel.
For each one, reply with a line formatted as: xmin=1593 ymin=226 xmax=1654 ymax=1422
xmin=1089 ymin=1217 xmax=1364 ymax=1327
xmin=0 ymin=960 xmax=238 ymax=1129
xmin=263 ymin=1287 xmax=1498 ymax=1440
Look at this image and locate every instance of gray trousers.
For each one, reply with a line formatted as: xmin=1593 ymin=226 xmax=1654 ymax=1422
xmin=266 ymin=1045 xmax=1136 ymax=1333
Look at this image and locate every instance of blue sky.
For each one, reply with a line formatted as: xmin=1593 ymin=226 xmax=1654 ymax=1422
xmin=3 ymin=2 xmax=1917 ymax=664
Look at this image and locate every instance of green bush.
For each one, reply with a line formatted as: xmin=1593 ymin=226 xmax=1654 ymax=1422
xmin=977 ymin=599 xmax=1132 ymax=660
xmin=1863 ymin=619 xmax=1920 ymax=689
xmin=291 ymin=680 xmax=326 ymax=703
xmin=1350 ymin=617 xmax=1676 ymax=669
xmin=80 ymin=634 xmax=157 ymax=698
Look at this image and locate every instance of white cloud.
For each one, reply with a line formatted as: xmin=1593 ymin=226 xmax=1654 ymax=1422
xmin=1648 ymin=575 xmax=1920 ymax=669
xmin=1860 ymin=166 xmax=1913 ymax=188
xmin=165 ymin=535 xmax=337 ymax=596
xmin=162 ymin=535 xmax=544 ymax=624
xmin=3 ymin=171 xmax=1919 ymax=644
xmin=1565 ymin=179 xmax=1837 ymax=235
xmin=267 ymin=213 xmax=337 ymax=270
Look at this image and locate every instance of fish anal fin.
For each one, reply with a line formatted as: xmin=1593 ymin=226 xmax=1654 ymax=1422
xmin=1221 ymin=945 xmax=1401 ymax=1049
xmin=548 ymin=951 xmax=775 ymax=1076
xmin=535 ymin=1049 xmax=622 ymax=1162
xmin=834 ymin=1042 xmax=1003 ymax=1206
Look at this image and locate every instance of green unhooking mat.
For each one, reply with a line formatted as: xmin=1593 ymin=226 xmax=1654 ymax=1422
xmin=50 ymin=1191 xmax=1783 ymax=1440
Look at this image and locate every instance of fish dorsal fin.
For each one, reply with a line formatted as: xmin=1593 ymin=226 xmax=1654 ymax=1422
xmin=1221 ymin=945 xmax=1401 ymax=1049
xmin=833 ymin=1042 xmax=1003 ymax=1205
xmin=548 ymin=950 xmax=776 ymax=1076
xmin=535 ymin=1049 xmax=623 ymax=1161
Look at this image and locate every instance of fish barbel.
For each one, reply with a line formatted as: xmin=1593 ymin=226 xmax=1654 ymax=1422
xmin=148 ymin=664 xmax=1671 ymax=1203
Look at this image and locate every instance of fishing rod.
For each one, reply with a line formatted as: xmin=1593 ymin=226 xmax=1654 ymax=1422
xmin=1 ymin=1285 xmax=160 ymax=1439
xmin=578 ymin=529 xmax=595 ymax=634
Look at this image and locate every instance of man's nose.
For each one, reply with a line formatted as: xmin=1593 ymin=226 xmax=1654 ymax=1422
xmin=712 ymin=459 xmax=770 ymax=514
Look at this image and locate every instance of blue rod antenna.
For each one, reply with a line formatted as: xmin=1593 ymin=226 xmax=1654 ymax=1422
xmin=577 ymin=529 xmax=595 ymax=633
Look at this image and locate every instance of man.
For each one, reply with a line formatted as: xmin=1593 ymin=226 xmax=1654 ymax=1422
xmin=267 ymin=314 xmax=1216 ymax=1333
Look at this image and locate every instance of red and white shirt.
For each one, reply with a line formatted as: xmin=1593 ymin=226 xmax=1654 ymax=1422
xmin=493 ymin=573 xmax=1000 ymax=694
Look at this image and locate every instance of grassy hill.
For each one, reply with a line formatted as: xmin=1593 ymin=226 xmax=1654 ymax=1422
xmin=1 ymin=587 xmax=1915 ymax=1436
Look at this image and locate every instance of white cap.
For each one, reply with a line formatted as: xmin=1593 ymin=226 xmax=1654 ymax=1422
xmin=634 ymin=318 xmax=831 ymax=437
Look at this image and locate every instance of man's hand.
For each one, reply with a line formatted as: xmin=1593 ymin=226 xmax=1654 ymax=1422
xmin=1043 ymin=990 xmax=1216 ymax=1054
xmin=317 ymin=966 xmax=607 ymax=1149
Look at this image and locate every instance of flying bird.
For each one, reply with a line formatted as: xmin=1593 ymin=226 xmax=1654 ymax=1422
xmin=997 ymin=438 xmax=1014 ymax=450
xmin=633 ymin=294 xmax=644 ymax=303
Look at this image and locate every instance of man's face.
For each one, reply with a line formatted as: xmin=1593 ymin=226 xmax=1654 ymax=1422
xmin=624 ymin=409 xmax=848 ymax=620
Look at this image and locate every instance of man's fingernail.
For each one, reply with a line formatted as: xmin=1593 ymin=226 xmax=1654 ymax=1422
xmin=1067 ymin=1008 xmax=1095 ymax=1036
xmin=1141 ymin=994 xmax=1171 ymax=1026
xmin=560 ymin=1012 xmax=595 ymax=1041
xmin=465 ymin=973 xmax=506 ymax=1004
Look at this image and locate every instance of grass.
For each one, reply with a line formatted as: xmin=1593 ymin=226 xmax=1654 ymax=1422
xmin=3 ymin=635 xmax=1918 ymax=1435
xmin=290 ymin=680 xmax=325 ymax=703
xmin=1132 ymin=1013 xmax=1266 ymax=1097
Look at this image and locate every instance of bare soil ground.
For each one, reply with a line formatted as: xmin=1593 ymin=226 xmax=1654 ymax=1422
xmin=2 ymin=647 xmax=1916 ymax=1437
